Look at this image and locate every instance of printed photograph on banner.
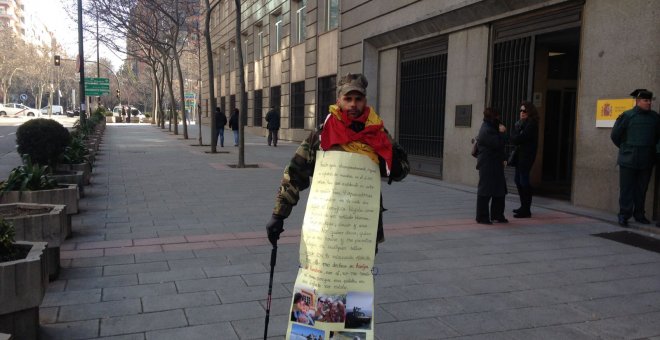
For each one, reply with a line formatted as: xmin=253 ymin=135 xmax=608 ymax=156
xmin=315 ymin=294 xmax=347 ymax=323
xmin=290 ymin=323 xmax=327 ymax=340
xmin=291 ymin=285 xmax=320 ymax=326
xmin=330 ymin=331 xmax=367 ymax=340
xmin=345 ymin=291 xmax=374 ymax=330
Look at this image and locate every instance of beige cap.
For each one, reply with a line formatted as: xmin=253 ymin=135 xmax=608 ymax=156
xmin=337 ymin=73 xmax=368 ymax=97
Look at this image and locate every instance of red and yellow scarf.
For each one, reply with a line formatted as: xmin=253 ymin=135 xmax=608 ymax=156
xmin=320 ymin=105 xmax=393 ymax=174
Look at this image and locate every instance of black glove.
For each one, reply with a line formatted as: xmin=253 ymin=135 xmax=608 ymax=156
xmin=266 ymin=215 xmax=285 ymax=246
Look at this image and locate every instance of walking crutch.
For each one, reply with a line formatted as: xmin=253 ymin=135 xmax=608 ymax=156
xmin=263 ymin=245 xmax=278 ymax=340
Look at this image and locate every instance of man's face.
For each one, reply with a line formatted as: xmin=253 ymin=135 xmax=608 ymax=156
xmin=337 ymin=91 xmax=366 ymax=119
xmin=636 ymin=98 xmax=652 ymax=111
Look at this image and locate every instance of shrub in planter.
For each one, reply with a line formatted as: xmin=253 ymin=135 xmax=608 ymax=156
xmin=0 ymin=217 xmax=17 ymax=262
xmin=0 ymin=157 xmax=58 ymax=192
xmin=16 ymin=118 xmax=71 ymax=167
xmin=0 ymin=219 xmax=48 ymax=340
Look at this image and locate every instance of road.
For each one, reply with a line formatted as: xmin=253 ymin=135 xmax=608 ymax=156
xmin=0 ymin=115 xmax=79 ymax=177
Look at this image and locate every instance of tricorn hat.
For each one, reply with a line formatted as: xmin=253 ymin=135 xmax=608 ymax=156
xmin=337 ymin=73 xmax=368 ymax=97
xmin=630 ymin=89 xmax=653 ymax=100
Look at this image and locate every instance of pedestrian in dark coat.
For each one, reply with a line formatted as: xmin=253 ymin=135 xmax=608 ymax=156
xmin=611 ymin=89 xmax=659 ymax=227
xmin=265 ymin=105 xmax=280 ymax=146
xmin=476 ymin=107 xmax=508 ymax=224
xmin=214 ymin=107 xmax=227 ymax=147
xmin=510 ymin=101 xmax=539 ymax=218
xmin=229 ymin=108 xmax=239 ymax=146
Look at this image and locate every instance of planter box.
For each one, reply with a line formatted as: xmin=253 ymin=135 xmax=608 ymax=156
xmin=0 ymin=241 xmax=48 ymax=340
xmin=51 ymin=171 xmax=84 ymax=197
xmin=1 ymin=203 xmax=67 ymax=280
xmin=56 ymin=163 xmax=91 ymax=185
xmin=0 ymin=184 xmax=79 ymax=238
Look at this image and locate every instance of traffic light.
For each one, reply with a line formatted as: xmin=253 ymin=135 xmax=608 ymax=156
xmin=116 ymin=89 xmax=120 ymax=98
xmin=54 ymin=55 xmax=61 ymax=66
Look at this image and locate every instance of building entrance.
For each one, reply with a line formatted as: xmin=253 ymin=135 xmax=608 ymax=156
xmin=491 ymin=3 xmax=582 ymax=199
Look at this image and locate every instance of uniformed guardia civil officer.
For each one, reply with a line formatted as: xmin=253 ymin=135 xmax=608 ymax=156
xmin=611 ymin=89 xmax=659 ymax=227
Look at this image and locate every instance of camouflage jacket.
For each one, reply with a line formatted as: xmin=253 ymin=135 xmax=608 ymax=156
xmin=273 ymin=119 xmax=410 ymax=243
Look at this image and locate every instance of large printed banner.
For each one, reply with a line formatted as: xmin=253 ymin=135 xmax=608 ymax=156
xmin=286 ymin=151 xmax=380 ymax=340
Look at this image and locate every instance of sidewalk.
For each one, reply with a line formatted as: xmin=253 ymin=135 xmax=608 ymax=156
xmin=38 ymin=123 xmax=660 ymax=339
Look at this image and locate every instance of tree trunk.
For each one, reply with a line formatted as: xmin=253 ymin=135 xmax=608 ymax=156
xmin=204 ymin=0 xmax=218 ymax=153
xmin=235 ymin=0 xmax=246 ymax=168
xmin=162 ymin=52 xmax=177 ymax=134
xmin=174 ymin=50 xmax=188 ymax=139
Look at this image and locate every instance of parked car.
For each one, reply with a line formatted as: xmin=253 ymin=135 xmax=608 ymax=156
xmin=0 ymin=103 xmax=40 ymax=117
xmin=113 ymin=105 xmax=145 ymax=122
xmin=40 ymin=105 xmax=64 ymax=115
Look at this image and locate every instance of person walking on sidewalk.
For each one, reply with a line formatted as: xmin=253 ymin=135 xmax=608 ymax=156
xmin=214 ymin=107 xmax=227 ymax=147
xmin=265 ymin=73 xmax=410 ymax=251
xmin=475 ymin=107 xmax=508 ymax=224
xmin=229 ymin=108 xmax=239 ymax=146
xmin=611 ymin=89 xmax=659 ymax=227
xmin=510 ymin=101 xmax=539 ymax=218
xmin=265 ymin=105 xmax=280 ymax=147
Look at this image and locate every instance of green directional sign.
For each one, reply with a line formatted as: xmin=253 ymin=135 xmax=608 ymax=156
xmin=84 ymin=77 xmax=110 ymax=84
xmin=85 ymin=84 xmax=110 ymax=90
xmin=85 ymin=90 xmax=108 ymax=96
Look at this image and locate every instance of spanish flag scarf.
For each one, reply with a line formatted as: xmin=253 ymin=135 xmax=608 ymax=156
xmin=320 ymin=105 xmax=393 ymax=174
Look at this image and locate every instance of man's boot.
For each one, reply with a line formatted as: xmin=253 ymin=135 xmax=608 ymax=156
xmin=514 ymin=187 xmax=532 ymax=218
xmin=513 ymin=185 xmax=523 ymax=214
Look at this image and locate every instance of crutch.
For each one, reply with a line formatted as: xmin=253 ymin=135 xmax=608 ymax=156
xmin=263 ymin=245 xmax=278 ymax=340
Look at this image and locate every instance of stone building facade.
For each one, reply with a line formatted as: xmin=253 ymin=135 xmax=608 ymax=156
xmin=201 ymin=0 xmax=660 ymax=215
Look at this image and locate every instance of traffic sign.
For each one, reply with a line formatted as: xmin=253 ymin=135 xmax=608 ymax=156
xmin=85 ymin=77 xmax=110 ymax=84
xmin=19 ymin=93 xmax=27 ymax=101
xmin=85 ymin=84 xmax=110 ymax=90
xmin=184 ymin=92 xmax=196 ymax=99
xmin=85 ymin=90 xmax=107 ymax=96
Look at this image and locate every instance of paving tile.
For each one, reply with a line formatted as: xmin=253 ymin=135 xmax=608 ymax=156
xmin=102 ymin=283 xmax=177 ymax=301
xmin=134 ymin=250 xmax=195 ymax=263
xmin=58 ymin=299 xmax=142 ymax=322
xmin=185 ymin=301 xmax=265 ymax=325
xmin=78 ymin=239 xmax=133 ymax=250
xmin=142 ymin=291 xmax=220 ymax=312
xmin=161 ymin=241 xmax=217 ymax=252
xmin=105 ymin=245 xmax=162 ymax=256
xmin=167 ymin=256 xmax=231 ymax=269
xmin=66 ymin=274 xmax=138 ymax=291
xmin=42 ymin=289 xmax=102 ymax=307
xmin=231 ymin=315 xmax=291 ymax=339
xmin=61 ymin=249 xmax=104 ymax=259
xmin=138 ymin=267 xmax=206 ymax=284
xmin=573 ymin=311 xmax=660 ymax=339
xmin=70 ymin=255 xmax=135 ymax=268
xmin=104 ymin=261 xmax=170 ymax=276
xmin=175 ymin=276 xmax=247 ymax=293
xmin=59 ymin=266 xmax=103 ymax=279
xmin=39 ymin=320 xmax=99 ymax=340
xmin=376 ymin=318 xmax=459 ymax=339
xmin=95 ymin=334 xmax=145 ymax=340
xmin=40 ymin=306 xmax=59 ymax=324
xmin=133 ymin=236 xmax=186 ymax=246
xmin=100 ymin=310 xmax=188 ymax=337
xmin=217 ymin=283 xmax=289 ymax=304
xmin=145 ymin=323 xmax=239 ymax=340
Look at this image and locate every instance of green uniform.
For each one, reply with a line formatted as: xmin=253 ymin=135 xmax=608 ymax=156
xmin=610 ymin=106 xmax=660 ymax=219
xmin=273 ymin=123 xmax=409 ymax=244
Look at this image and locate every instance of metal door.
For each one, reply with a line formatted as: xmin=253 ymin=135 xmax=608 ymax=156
xmin=398 ymin=53 xmax=447 ymax=178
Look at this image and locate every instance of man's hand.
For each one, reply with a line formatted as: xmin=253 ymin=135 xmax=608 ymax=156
xmin=266 ymin=215 xmax=285 ymax=246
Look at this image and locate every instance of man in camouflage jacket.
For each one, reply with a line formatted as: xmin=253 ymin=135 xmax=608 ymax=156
xmin=266 ymin=73 xmax=409 ymax=249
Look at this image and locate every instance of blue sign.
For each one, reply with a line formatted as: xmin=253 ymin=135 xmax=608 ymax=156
xmin=19 ymin=93 xmax=27 ymax=101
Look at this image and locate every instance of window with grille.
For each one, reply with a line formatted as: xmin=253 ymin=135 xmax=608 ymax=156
xmin=317 ymin=75 xmax=336 ymax=126
xmin=290 ymin=81 xmax=305 ymax=129
xmin=326 ymin=0 xmax=339 ymax=31
xmin=295 ymin=0 xmax=307 ymax=44
xmin=254 ymin=90 xmax=263 ymax=127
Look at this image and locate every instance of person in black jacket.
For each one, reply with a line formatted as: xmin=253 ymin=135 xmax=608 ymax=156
xmin=476 ymin=107 xmax=508 ymax=224
xmin=510 ymin=101 xmax=539 ymax=218
xmin=265 ymin=105 xmax=280 ymax=147
xmin=229 ymin=108 xmax=239 ymax=146
xmin=214 ymin=107 xmax=227 ymax=147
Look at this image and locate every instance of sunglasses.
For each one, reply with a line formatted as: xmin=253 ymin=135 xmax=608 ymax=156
xmin=520 ymin=108 xmax=527 ymax=113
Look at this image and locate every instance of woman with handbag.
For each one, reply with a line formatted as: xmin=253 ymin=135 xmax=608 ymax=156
xmin=510 ymin=101 xmax=539 ymax=218
xmin=476 ymin=107 xmax=508 ymax=224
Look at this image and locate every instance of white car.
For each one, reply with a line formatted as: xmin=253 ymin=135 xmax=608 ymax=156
xmin=0 ymin=103 xmax=40 ymax=116
xmin=40 ymin=105 xmax=64 ymax=115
